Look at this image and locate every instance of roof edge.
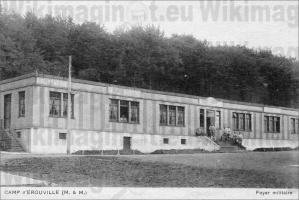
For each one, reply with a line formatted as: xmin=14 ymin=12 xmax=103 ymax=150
xmin=1 ymin=73 xmax=298 ymax=112
xmin=0 ymin=72 xmax=37 ymax=85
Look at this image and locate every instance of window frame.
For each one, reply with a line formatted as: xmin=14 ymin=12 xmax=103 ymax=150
xmin=49 ymin=91 xmax=62 ymax=118
xmin=109 ymin=99 xmax=140 ymax=124
xmin=163 ymin=138 xmax=169 ymax=144
xmin=168 ymin=105 xmax=177 ymax=126
xmin=49 ymin=91 xmax=74 ymax=118
xmin=200 ymin=109 xmax=205 ymax=128
xmin=177 ymin=106 xmax=185 ymax=126
xmin=181 ymin=138 xmax=186 ymax=145
xmin=291 ymin=118 xmax=299 ymax=134
xmin=62 ymin=93 xmax=75 ymax=118
xmin=59 ymin=132 xmax=67 ymax=140
xmin=215 ymin=111 xmax=221 ymax=129
xmin=18 ymin=91 xmax=25 ymax=117
xmin=233 ymin=112 xmax=252 ymax=132
xmin=159 ymin=104 xmax=185 ymax=127
xmin=264 ymin=115 xmax=280 ymax=133
xmin=160 ymin=104 xmax=168 ymax=125
xmin=245 ymin=113 xmax=252 ymax=131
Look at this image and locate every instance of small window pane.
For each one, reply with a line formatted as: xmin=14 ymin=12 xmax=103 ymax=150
xmin=49 ymin=92 xmax=61 ymax=117
xmin=130 ymin=102 xmax=139 ymax=123
xmin=120 ymin=100 xmax=129 ymax=122
xmin=163 ymin=138 xmax=169 ymax=144
xmin=269 ymin=116 xmax=274 ymax=132
xmin=245 ymin=114 xmax=251 ymax=131
xmin=18 ymin=91 xmax=25 ymax=117
xmin=239 ymin=114 xmax=245 ymax=130
xmin=63 ymin=93 xmax=68 ymax=117
xmin=160 ymin=105 xmax=167 ymax=125
xmin=59 ymin=132 xmax=67 ymax=140
xmin=62 ymin=93 xmax=75 ymax=118
xmin=177 ymin=107 xmax=185 ymax=126
xmin=200 ymin=109 xmax=205 ymax=128
xmin=275 ymin=117 xmax=280 ymax=133
xmin=291 ymin=118 xmax=295 ymax=134
xmin=215 ymin=111 xmax=221 ymax=129
xmin=233 ymin=113 xmax=238 ymax=130
xmin=109 ymin=99 xmax=118 ymax=121
xmin=168 ymin=106 xmax=176 ymax=125
xmin=181 ymin=139 xmax=186 ymax=145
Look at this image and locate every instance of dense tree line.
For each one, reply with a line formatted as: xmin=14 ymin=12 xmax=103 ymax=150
xmin=0 ymin=12 xmax=298 ymax=108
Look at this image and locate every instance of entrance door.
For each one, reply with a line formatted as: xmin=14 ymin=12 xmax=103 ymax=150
xmin=206 ymin=110 xmax=215 ymax=136
xmin=123 ymin=137 xmax=131 ymax=151
xmin=4 ymin=94 xmax=12 ymax=129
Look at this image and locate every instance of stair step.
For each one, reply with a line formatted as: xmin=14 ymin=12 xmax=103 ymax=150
xmin=0 ymin=129 xmax=25 ymax=152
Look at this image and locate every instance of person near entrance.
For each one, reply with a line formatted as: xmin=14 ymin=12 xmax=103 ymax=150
xmin=208 ymin=124 xmax=216 ymax=140
xmin=222 ymin=126 xmax=231 ymax=142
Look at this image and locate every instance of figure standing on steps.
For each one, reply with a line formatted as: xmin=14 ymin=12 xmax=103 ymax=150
xmin=222 ymin=126 xmax=231 ymax=142
xmin=209 ymin=124 xmax=216 ymax=141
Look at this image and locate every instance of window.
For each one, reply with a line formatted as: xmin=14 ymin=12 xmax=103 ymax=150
xmin=18 ymin=91 xmax=25 ymax=117
xmin=59 ymin=133 xmax=67 ymax=140
xmin=239 ymin=113 xmax=245 ymax=130
xmin=16 ymin=132 xmax=21 ymax=138
xmin=245 ymin=114 xmax=252 ymax=131
xmin=264 ymin=115 xmax=280 ymax=133
xmin=269 ymin=116 xmax=274 ymax=132
xmin=163 ymin=138 xmax=169 ymax=144
xmin=233 ymin=112 xmax=252 ymax=131
xmin=200 ymin=109 xmax=205 ymax=128
xmin=49 ymin=92 xmax=61 ymax=117
xmin=109 ymin=99 xmax=118 ymax=121
xmin=160 ymin=104 xmax=185 ymax=126
xmin=49 ymin=92 xmax=74 ymax=118
xmin=63 ymin=93 xmax=75 ymax=118
xmin=130 ymin=102 xmax=139 ymax=123
xmin=169 ymin=106 xmax=176 ymax=126
xmin=181 ymin=139 xmax=186 ymax=145
xmin=109 ymin=99 xmax=139 ymax=123
xmin=160 ymin=105 xmax=168 ymax=125
xmin=233 ymin=113 xmax=238 ymax=130
xmin=120 ymin=100 xmax=129 ymax=122
xmin=177 ymin=107 xmax=185 ymax=126
xmin=291 ymin=118 xmax=295 ymax=134
xmin=264 ymin=116 xmax=269 ymax=132
xmin=215 ymin=111 xmax=221 ymax=129
xmin=291 ymin=118 xmax=299 ymax=134
xmin=274 ymin=117 xmax=280 ymax=133
xmin=17 ymin=92 xmax=25 ymax=116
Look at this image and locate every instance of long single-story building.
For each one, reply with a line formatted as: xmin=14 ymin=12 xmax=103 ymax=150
xmin=0 ymin=73 xmax=298 ymax=153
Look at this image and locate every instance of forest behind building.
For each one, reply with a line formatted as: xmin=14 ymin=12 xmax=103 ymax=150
xmin=0 ymin=12 xmax=298 ymax=108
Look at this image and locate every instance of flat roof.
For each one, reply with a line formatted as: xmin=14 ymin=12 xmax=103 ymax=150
xmin=1 ymin=72 xmax=298 ymax=112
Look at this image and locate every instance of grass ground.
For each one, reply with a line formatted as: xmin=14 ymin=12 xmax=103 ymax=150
xmin=0 ymin=151 xmax=298 ymax=187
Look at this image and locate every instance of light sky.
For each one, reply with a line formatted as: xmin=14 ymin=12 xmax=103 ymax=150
xmin=1 ymin=0 xmax=298 ymax=59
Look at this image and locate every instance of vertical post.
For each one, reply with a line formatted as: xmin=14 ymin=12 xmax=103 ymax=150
xmin=67 ymin=56 xmax=72 ymax=154
xmin=0 ymin=0 xmax=2 ymax=14
xmin=204 ymin=109 xmax=207 ymax=134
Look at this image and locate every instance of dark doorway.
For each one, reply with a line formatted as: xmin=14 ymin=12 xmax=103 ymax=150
xmin=206 ymin=110 xmax=215 ymax=137
xmin=4 ymin=94 xmax=12 ymax=129
xmin=123 ymin=137 xmax=131 ymax=150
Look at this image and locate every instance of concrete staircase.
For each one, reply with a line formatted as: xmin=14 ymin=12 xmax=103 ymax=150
xmin=216 ymin=140 xmax=246 ymax=153
xmin=0 ymin=129 xmax=24 ymax=152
